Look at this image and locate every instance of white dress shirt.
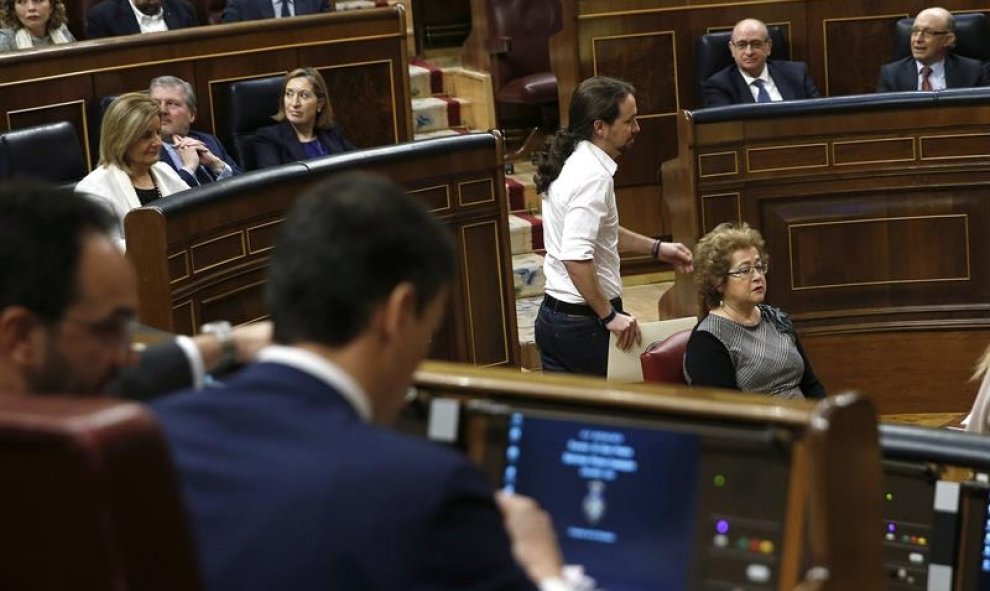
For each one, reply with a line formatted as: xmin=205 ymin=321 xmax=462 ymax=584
xmin=739 ymin=65 xmax=784 ymax=102
xmin=542 ymin=140 xmax=622 ymax=304
xmin=916 ymin=59 xmax=946 ymax=90
xmin=128 ymin=0 xmax=168 ymax=32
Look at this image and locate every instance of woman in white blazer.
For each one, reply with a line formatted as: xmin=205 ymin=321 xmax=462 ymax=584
xmin=76 ymin=92 xmax=188 ymax=249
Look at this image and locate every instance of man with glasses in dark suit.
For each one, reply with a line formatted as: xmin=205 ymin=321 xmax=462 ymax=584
xmin=877 ymin=7 xmax=990 ymax=92
xmin=702 ymin=18 xmax=820 ymax=107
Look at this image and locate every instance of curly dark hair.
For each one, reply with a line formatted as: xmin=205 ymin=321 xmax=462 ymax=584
xmin=533 ymin=76 xmax=634 ymax=194
xmin=0 ymin=0 xmax=68 ymax=33
xmin=693 ymin=222 xmax=768 ymax=310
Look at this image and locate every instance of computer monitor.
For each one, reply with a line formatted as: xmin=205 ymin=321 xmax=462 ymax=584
xmin=465 ymin=402 xmax=794 ymax=590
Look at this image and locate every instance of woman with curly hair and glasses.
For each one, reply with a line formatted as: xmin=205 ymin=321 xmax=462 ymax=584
xmin=684 ymin=222 xmax=825 ymax=400
xmin=0 ymin=0 xmax=74 ymax=51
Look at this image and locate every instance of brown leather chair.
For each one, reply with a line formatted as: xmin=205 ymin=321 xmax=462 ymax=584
xmin=0 ymin=396 xmax=204 ymax=590
xmin=485 ymin=0 xmax=561 ymax=148
xmin=640 ymin=329 xmax=692 ymax=384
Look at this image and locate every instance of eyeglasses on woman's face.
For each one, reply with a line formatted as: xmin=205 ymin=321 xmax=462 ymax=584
xmin=726 ymin=261 xmax=768 ymax=279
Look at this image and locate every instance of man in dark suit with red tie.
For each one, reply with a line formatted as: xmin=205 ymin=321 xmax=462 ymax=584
xmin=702 ymin=18 xmax=820 ymax=108
xmin=876 ymin=7 xmax=990 ymax=93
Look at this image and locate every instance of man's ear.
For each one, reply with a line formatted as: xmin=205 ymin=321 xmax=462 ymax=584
xmin=379 ymin=282 xmax=418 ymax=342
xmin=592 ymin=118 xmax=606 ymax=138
xmin=0 ymin=307 xmax=44 ymax=367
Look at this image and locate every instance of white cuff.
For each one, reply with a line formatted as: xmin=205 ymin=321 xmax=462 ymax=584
xmin=173 ymin=334 xmax=206 ymax=390
xmin=538 ymin=565 xmax=597 ymax=591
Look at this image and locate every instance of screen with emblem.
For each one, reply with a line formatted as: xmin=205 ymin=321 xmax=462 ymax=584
xmin=502 ymin=412 xmax=700 ymax=590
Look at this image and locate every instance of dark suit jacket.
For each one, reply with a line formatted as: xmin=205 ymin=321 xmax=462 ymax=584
xmin=221 ymin=0 xmax=328 ymax=22
xmin=109 ymin=340 xmax=194 ymax=401
xmin=876 ymin=53 xmax=990 ymax=92
xmin=151 ymin=361 xmax=537 ymax=591
xmin=254 ymin=120 xmax=356 ymax=168
xmin=159 ymin=130 xmax=243 ymax=187
xmin=702 ymin=60 xmax=820 ymax=108
xmin=85 ymin=0 xmax=198 ymax=38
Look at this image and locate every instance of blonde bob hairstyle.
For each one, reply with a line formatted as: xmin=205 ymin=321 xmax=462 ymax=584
xmin=693 ymin=222 xmax=769 ymax=311
xmin=273 ymin=67 xmax=334 ymax=130
xmin=98 ymin=92 xmax=161 ymax=177
xmin=0 ymin=0 xmax=68 ymax=32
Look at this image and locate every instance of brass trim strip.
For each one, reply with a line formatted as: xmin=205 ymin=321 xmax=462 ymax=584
xmin=168 ymin=250 xmax=191 ymax=284
xmin=746 ymin=143 xmax=828 ymax=173
xmin=919 ymin=132 xmax=990 ymax=161
xmin=457 ymin=178 xmax=495 ymax=207
xmin=831 ymin=137 xmax=917 ymax=166
xmin=700 ymin=192 xmax=742 ymax=231
xmin=787 ymin=214 xmax=971 ymax=290
xmin=459 ymin=219 xmax=509 ymax=367
xmin=5 ymin=99 xmax=93 ymax=171
xmin=245 ymin=218 xmax=285 ymax=254
xmin=698 ymin=151 xmax=739 ymax=178
xmin=591 ymin=30 xmax=680 ymax=116
xmin=408 ymin=183 xmax=452 ymax=212
xmin=200 ymin=279 xmax=267 ymax=307
xmin=189 ymin=230 xmax=248 ymax=274
xmin=172 ymin=300 xmax=195 ymax=334
xmin=821 ymin=13 xmax=908 ymax=96
xmin=0 ymin=32 xmax=404 ymax=89
xmin=319 ymin=59 xmax=400 ymax=143
xmin=578 ymin=0 xmax=802 ymax=20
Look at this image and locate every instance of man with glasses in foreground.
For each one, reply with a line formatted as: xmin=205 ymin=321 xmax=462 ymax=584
xmin=683 ymin=222 xmax=825 ymax=400
xmin=877 ymin=7 xmax=989 ymax=92
xmin=0 ymin=182 xmax=268 ymax=399
xmin=702 ymin=18 xmax=820 ymax=107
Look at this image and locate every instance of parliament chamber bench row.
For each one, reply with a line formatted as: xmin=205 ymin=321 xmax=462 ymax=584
xmin=658 ymin=86 xmax=990 ymax=416
xmin=0 ymin=73 xmax=319 ymax=183
xmin=0 ymin=7 xmax=413 ymax=174
xmin=8 ymin=360 xmax=990 ymax=590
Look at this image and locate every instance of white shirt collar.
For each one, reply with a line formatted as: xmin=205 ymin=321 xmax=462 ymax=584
xmin=128 ymin=0 xmax=166 ymax=32
xmin=579 ymin=140 xmax=617 ymax=176
xmin=738 ymin=64 xmax=770 ymax=86
xmin=257 ymin=345 xmax=373 ymax=421
xmin=916 ymin=59 xmax=945 ymax=77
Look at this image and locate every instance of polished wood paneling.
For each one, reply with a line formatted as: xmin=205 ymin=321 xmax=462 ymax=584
xmin=125 ymin=133 xmax=519 ymax=367
xmin=0 ymin=8 xmax=413 ymax=163
xmin=548 ymin=0 xmax=990 ymax=248
xmin=660 ymin=100 xmax=990 ymax=413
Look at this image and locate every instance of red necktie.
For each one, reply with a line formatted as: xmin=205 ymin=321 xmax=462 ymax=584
xmin=920 ymin=66 xmax=933 ymax=91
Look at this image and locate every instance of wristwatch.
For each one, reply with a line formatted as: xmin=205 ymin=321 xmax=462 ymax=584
xmin=200 ymin=320 xmax=235 ymax=371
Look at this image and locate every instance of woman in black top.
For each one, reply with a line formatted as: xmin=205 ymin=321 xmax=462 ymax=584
xmin=254 ymin=67 xmax=356 ymax=169
xmin=683 ymin=222 xmax=825 ymax=399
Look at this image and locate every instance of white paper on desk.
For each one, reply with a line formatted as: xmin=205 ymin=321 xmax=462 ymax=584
xmin=606 ymin=316 xmax=698 ymax=383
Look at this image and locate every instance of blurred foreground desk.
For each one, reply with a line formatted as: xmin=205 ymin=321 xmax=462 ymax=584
xmin=661 ymin=90 xmax=990 ymax=415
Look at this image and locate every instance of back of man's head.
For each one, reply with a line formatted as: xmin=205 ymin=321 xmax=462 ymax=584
xmin=267 ymin=172 xmax=456 ymax=346
xmin=0 ymin=182 xmax=114 ymax=323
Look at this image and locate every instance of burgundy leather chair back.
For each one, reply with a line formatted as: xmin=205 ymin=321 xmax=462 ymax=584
xmin=486 ymin=0 xmax=561 ymax=106
xmin=0 ymin=396 xmax=204 ymax=590
xmin=640 ymin=329 xmax=692 ymax=384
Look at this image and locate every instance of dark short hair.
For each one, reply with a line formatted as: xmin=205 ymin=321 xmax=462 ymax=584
xmin=268 ymin=172 xmax=456 ymax=346
xmin=0 ymin=182 xmax=114 ymax=323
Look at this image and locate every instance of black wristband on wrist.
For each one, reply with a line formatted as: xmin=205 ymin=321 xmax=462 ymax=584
xmin=651 ymin=239 xmax=662 ymax=259
xmin=599 ymin=308 xmax=617 ymax=327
